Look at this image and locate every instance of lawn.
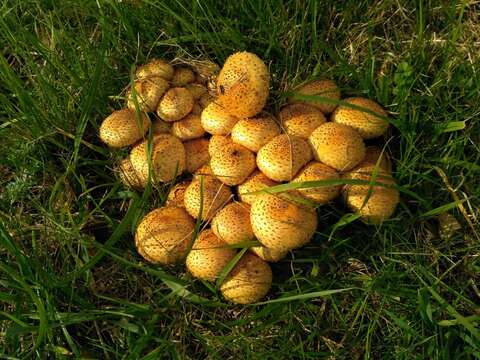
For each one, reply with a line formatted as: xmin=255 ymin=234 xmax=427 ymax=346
xmin=0 ymin=0 xmax=479 ymax=359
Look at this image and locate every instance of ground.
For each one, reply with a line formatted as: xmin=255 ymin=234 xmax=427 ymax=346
xmin=0 ymin=1 xmax=479 ymax=359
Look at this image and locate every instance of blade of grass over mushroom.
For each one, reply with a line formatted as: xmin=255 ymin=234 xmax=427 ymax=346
xmin=245 ymin=178 xmax=424 ymax=203
xmin=286 ymin=92 xmax=397 ymax=126
xmin=215 ymin=247 xmax=248 ymax=289
xmin=254 ymin=287 xmax=357 ymax=305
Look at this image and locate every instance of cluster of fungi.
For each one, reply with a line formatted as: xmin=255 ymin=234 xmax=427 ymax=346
xmin=99 ymin=52 xmax=400 ymax=304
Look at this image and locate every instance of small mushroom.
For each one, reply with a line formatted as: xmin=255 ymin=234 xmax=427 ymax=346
xmin=210 ymin=143 xmax=256 ymax=186
xmin=135 ymin=206 xmax=195 ymax=264
xmin=99 ymin=109 xmax=150 ymax=148
xmin=257 ymin=134 xmax=312 ymax=182
xmin=186 ymin=229 xmax=236 ymax=281
xmin=231 ymin=115 xmax=281 ymax=153
xmin=309 ymin=122 xmax=365 ymax=171
xmin=250 ymin=191 xmax=318 ymax=251
xmin=220 ymin=253 xmax=272 ymax=304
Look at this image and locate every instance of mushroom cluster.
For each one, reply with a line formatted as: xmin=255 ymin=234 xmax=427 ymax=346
xmin=99 ymin=52 xmax=400 ymax=304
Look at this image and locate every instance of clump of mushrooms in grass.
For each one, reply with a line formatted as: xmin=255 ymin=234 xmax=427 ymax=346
xmin=98 ymin=51 xmax=400 ymax=304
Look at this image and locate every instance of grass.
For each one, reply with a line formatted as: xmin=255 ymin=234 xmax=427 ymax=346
xmin=1 ymin=0 xmax=479 ymax=358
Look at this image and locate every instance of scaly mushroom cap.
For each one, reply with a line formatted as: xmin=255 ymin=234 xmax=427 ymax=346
xmin=157 ymin=87 xmax=194 ymax=122
xmin=332 ymin=97 xmax=389 ymax=139
xmin=250 ymin=246 xmax=288 ymax=262
xmin=99 ymin=109 xmax=150 ymax=148
xmin=361 ymin=146 xmax=392 ymax=173
xmin=201 ymin=102 xmax=239 ymax=135
xmin=135 ymin=206 xmax=195 ymax=264
xmin=210 ymin=143 xmax=256 ymax=186
xmin=171 ymin=67 xmax=195 ymax=87
xmin=257 ymin=134 xmax=312 ymax=182
xmin=231 ymin=115 xmax=281 ymax=153
xmin=184 ymin=175 xmax=232 ymax=221
xmin=186 ymin=83 xmax=207 ymax=100
xmin=279 ymin=103 xmax=326 ymax=139
xmin=343 ymin=164 xmax=400 ymax=224
xmin=136 ymin=59 xmax=174 ymax=80
xmin=127 ymin=76 xmax=169 ymax=112
xmin=186 ymin=229 xmax=237 ymax=281
xmin=151 ymin=118 xmax=171 ymax=134
xmin=183 ymin=138 xmax=210 ymax=173
xmin=211 ymin=202 xmax=254 ymax=245
xmin=215 ymin=52 xmax=270 ymax=118
xmin=250 ymin=191 xmax=318 ymax=251
xmin=166 ymin=181 xmax=190 ymax=208
xmin=208 ymin=135 xmax=232 ymax=156
xmin=171 ymin=113 xmax=205 ymax=141
xmin=129 ymin=134 xmax=186 ymax=184
xmin=117 ymin=158 xmax=144 ymax=189
xmin=237 ymin=170 xmax=280 ymax=205
xmin=289 ymin=79 xmax=340 ymax=114
xmin=220 ymin=253 xmax=272 ymax=304
xmin=292 ymin=161 xmax=341 ymax=204
xmin=309 ymin=122 xmax=365 ymax=171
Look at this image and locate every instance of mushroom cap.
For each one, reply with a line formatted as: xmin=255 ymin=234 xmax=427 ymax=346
xmin=171 ymin=67 xmax=195 ymax=87
xmin=186 ymin=83 xmax=207 ymax=100
xmin=215 ymin=51 xmax=270 ymax=118
xmin=211 ymin=202 xmax=254 ymax=245
xmin=292 ymin=161 xmax=341 ymax=204
xmin=309 ymin=122 xmax=365 ymax=171
xmin=136 ymin=59 xmax=174 ymax=80
xmin=157 ymin=87 xmax=194 ymax=122
xmin=201 ymin=102 xmax=239 ymax=135
xmin=250 ymin=191 xmax=318 ymax=251
xmin=210 ymin=143 xmax=256 ymax=186
xmin=117 ymin=157 xmax=144 ymax=189
xmin=151 ymin=118 xmax=172 ymax=134
xmin=135 ymin=206 xmax=195 ymax=264
xmin=279 ymin=103 xmax=326 ymax=139
xmin=208 ymin=135 xmax=232 ymax=157
xmin=129 ymin=134 xmax=186 ymax=184
xmin=288 ymin=79 xmax=340 ymax=114
xmin=99 ymin=109 xmax=150 ymax=148
xmin=166 ymin=181 xmax=190 ymax=208
xmin=343 ymin=164 xmax=400 ymax=223
xmin=220 ymin=253 xmax=272 ymax=304
xmin=257 ymin=134 xmax=312 ymax=182
xmin=332 ymin=97 xmax=389 ymax=139
xmin=127 ymin=76 xmax=169 ymax=112
xmin=183 ymin=137 xmax=211 ymax=173
xmin=237 ymin=170 xmax=280 ymax=205
xmin=184 ymin=175 xmax=232 ymax=221
xmin=171 ymin=113 xmax=205 ymax=141
xmin=231 ymin=115 xmax=281 ymax=153
xmin=250 ymin=246 xmax=288 ymax=263
xmin=186 ymin=229 xmax=237 ymax=281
